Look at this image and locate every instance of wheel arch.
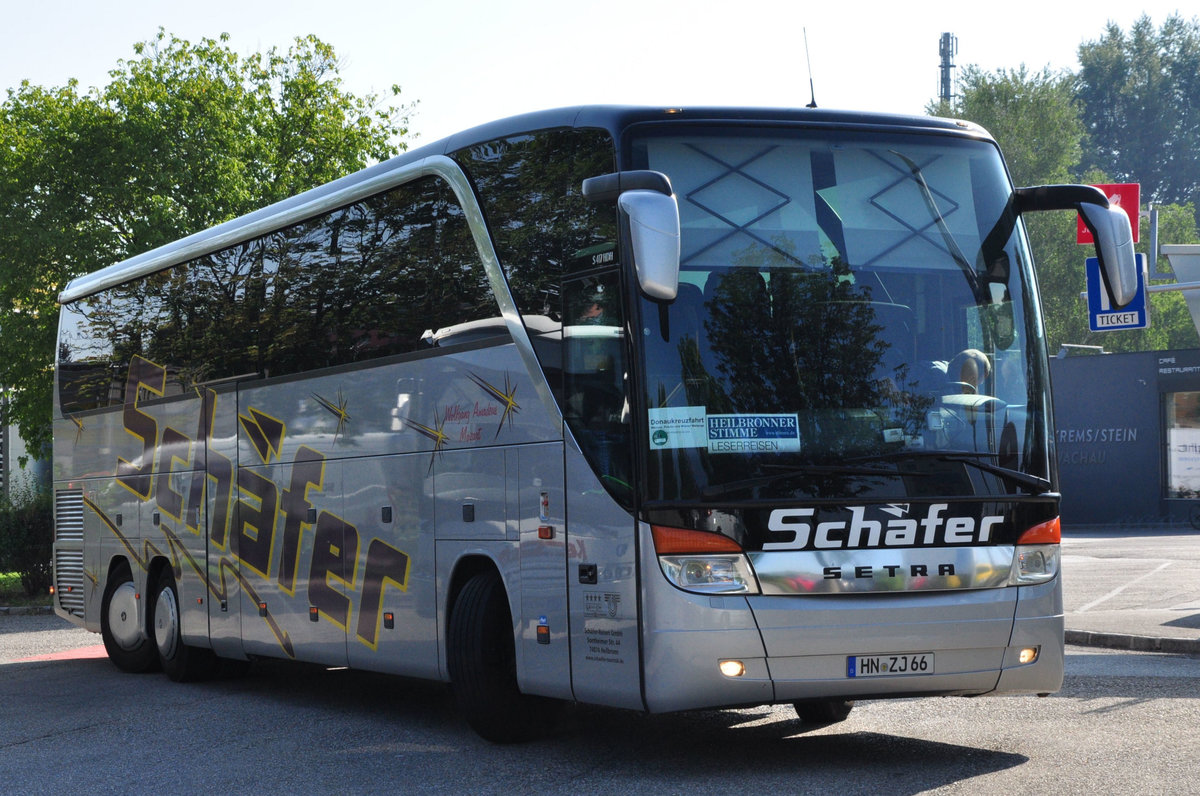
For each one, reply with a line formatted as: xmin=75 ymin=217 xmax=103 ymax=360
xmin=145 ymin=555 xmax=171 ymax=593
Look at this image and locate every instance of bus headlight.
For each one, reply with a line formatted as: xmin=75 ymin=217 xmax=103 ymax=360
xmin=1009 ymin=544 xmax=1060 ymax=585
xmin=651 ymin=525 xmax=761 ymax=595
xmin=658 ymin=554 xmax=760 ymax=594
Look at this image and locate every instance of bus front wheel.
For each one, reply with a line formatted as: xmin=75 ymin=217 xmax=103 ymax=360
xmin=448 ymin=570 xmax=560 ymax=743
xmin=793 ymin=698 xmax=855 ymax=726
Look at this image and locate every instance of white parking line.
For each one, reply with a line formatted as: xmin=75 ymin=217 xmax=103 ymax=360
xmin=1075 ymin=561 xmax=1174 ymax=613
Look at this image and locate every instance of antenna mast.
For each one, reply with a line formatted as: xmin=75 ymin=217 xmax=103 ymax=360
xmin=803 ymin=28 xmax=817 ymax=108
xmin=938 ymin=32 xmax=958 ymax=104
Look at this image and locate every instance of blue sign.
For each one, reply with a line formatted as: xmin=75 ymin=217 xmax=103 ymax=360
xmin=1086 ymin=253 xmax=1148 ymax=332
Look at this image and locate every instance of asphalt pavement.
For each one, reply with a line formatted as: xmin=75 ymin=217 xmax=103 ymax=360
xmin=4 ymin=527 xmax=1199 ymax=656
xmin=1061 ymin=525 xmax=1200 ymax=655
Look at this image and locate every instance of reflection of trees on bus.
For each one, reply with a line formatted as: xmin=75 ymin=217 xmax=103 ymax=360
xmin=454 ymin=129 xmax=617 ymax=321
xmin=645 ymin=238 xmax=946 ymax=500
xmin=59 ymin=177 xmax=498 ymax=412
xmin=699 ymin=244 xmax=933 ymax=458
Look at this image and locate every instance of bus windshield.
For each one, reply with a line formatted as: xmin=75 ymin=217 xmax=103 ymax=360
xmin=630 ymin=127 xmax=1049 ymax=503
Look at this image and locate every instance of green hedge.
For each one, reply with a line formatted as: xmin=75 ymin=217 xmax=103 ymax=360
xmin=0 ymin=483 xmax=53 ymax=597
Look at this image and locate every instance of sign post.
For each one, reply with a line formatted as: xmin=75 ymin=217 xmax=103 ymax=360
xmin=1087 ymin=253 xmax=1148 ymax=331
xmin=1077 ymin=183 xmax=1140 ymax=245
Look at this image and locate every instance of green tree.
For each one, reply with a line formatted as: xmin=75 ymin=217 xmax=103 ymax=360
xmin=929 ymin=64 xmax=1083 ymax=187
xmin=930 ymin=62 xmax=1200 ymax=353
xmin=1077 ymin=14 xmax=1200 ymax=208
xmin=0 ymin=482 xmax=52 ymax=597
xmin=0 ymin=30 xmax=414 ymax=452
xmin=929 ymin=66 xmax=1091 ymax=352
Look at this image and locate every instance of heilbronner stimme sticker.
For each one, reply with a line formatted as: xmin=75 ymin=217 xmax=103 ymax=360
xmin=706 ymin=414 xmax=801 ymax=453
xmin=648 ymin=408 xmax=801 ymax=454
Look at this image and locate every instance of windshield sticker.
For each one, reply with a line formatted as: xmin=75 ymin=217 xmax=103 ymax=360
xmin=649 ymin=409 xmax=803 ymax=453
xmin=648 ymin=406 xmax=708 ymax=450
xmin=707 ymin=414 xmax=801 ymax=454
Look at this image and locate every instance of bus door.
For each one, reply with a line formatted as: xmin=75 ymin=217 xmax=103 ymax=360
xmin=560 ymin=270 xmax=643 ymax=710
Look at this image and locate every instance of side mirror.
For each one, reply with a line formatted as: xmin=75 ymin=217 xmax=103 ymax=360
xmin=1078 ymin=202 xmax=1137 ymax=307
xmin=1014 ymin=184 xmax=1138 ymax=308
xmin=583 ymin=170 xmax=681 ymax=301
xmin=619 ymin=190 xmax=680 ymax=301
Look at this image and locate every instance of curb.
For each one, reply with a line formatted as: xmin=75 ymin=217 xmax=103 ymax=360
xmin=1066 ymin=629 xmax=1200 ymax=656
xmin=0 ymin=605 xmax=54 ymax=616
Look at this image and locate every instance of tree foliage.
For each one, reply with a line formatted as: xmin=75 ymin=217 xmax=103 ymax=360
xmin=929 ymin=64 xmax=1083 ymax=187
xmin=930 ymin=60 xmax=1200 ymax=355
xmin=0 ymin=30 xmax=414 ymax=452
xmin=1077 ymin=14 xmax=1200 ymax=208
xmin=0 ymin=482 xmax=52 ymax=597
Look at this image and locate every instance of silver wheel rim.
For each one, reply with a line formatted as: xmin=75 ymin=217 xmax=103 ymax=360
xmin=153 ymin=582 xmax=180 ymax=660
xmin=107 ymin=581 xmax=143 ymax=651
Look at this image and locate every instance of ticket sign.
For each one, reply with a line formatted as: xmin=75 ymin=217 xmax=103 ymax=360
xmin=1077 ymin=183 xmax=1140 ymax=244
xmin=1086 ymin=253 xmax=1148 ymax=331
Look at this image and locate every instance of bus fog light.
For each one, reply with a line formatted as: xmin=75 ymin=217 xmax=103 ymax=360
xmin=1019 ymin=647 xmax=1039 ymax=664
xmin=719 ymin=660 xmax=745 ymax=678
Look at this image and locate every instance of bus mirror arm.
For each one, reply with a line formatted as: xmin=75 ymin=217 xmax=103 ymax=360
xmin=582 ymin=170 xmax=673 ymax=202
xmin=1014 ymin=184 xmax=1138 ymax=308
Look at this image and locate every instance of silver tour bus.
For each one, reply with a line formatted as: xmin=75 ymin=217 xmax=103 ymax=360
xmin=51 ymin=106 xmax=1135 ymax=742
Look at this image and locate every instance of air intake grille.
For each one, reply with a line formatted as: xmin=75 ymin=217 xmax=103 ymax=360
xmin=54 ymin=489 xmax=85 ymax=542
xmin=55 ymin=549 xmax=85 ymax=615
xmin=54 ymin=490 xmax=86 ymax=616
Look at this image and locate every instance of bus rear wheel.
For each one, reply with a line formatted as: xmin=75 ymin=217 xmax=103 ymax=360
xmin=151 ymin=567 xmax=218 ymax=682
xmin=793 ymin=698 xmax=855 ymax=726
xmin=448 ymin=570 xmax=560 ymax=743
xmin=100 ymin=564 xmax=159 ymax=673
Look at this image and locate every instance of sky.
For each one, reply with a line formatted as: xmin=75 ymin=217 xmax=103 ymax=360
xmin=0 ymin=0 xmax=1194 ymax=145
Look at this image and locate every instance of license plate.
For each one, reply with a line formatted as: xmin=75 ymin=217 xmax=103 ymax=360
xmin=847 ymin=652 xmax=933 ymax=678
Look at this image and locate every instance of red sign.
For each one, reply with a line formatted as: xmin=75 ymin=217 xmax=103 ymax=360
xmin=1077 ymin=183 xmax=1140 ymax=244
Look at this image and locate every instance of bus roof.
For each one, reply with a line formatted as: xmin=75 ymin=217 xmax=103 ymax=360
xmin=58 ymin=105 xmax=992 ymax=304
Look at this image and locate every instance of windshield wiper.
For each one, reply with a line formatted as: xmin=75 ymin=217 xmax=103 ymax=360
xmin=891 ymin=151 xmax=983 ymax=302
xmin=846 ymin=450 xmax=1051 ymax=494
xmin=700 ymin=462 xmax=922 ymax=500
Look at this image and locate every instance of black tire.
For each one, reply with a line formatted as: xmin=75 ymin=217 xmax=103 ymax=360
xmin=99 ymin=564 xmax=159 ymax=673
xmin=150 ymin=567 xmax=219 ymax=682
xmin=447 ymin=570 xmax=560 ymax=743
xmin=793 ymin=698 xmax=855 ymax=726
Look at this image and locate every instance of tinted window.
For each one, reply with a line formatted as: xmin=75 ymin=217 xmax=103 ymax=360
xmin=58 ymin=176 xmax=496 ymax=414
xmin=454 ymin=128 xmax=618 ymax=320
